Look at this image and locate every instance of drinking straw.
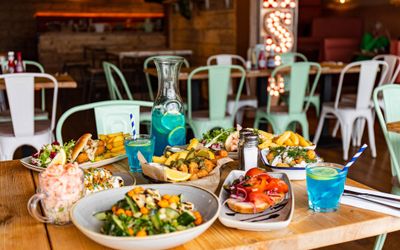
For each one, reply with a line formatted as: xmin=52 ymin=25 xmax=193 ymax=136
xmin=341 ymin=144 xmax=368 ymax=172
xmin=130 ymin=113 xmax=136 ymax=140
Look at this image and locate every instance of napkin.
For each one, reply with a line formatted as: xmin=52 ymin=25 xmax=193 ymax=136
xmin=340 ymin=185 xmax=400 ymax=217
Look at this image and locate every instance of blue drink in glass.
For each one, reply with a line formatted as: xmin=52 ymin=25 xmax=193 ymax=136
xmin=306 ymin=163 xmax=347 ymax=212
xmin=124 ymin=135 xmax=155 ymax=173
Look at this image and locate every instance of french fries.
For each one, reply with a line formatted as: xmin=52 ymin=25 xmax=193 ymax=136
xmin=258 ymin=131 xmax=313 ymax=149
xmin=98 ymin=132 xmax=129 ymax=160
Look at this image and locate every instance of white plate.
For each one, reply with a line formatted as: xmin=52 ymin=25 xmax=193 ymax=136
xmin=20 ymin=154 xmax=127 ymax=172
xmin=218 ymin=170 xmax=294 ymax=231
xmin=71 ymin=184 xmax=220 ymax=250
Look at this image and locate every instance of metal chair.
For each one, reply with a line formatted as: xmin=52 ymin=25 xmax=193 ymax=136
xmin=207 ymin=54 xmax=257 ymax=125
xmin=187 ymin=65 xmax=246 ymax=138
xmin=56 ymin=100 xmax=153 ymax=144
xmin=0 ymin=73 xmax=58 ymax=160
xmin=254 ymin=62 xmax=322 ymax=140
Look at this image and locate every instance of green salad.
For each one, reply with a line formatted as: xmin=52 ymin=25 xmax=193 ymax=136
xmin=95 ymin=186 xmax=203 ymax=237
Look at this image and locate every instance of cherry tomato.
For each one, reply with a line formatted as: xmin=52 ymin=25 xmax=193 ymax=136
xmin=265 ymin=178 xmax=289 ymax=193
xmin=243 ymin=176 xmax=267 ymax=193
xmin=247 ymin=192 xmax=274 ymax=205
xmin=245 ymin=168 xmax=266 ymax=178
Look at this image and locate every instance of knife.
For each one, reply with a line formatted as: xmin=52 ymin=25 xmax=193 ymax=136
xmin=344 ymin=189 xmax=400 ymax=203
xmin=342 ymin=193 xmax=400 ymax=211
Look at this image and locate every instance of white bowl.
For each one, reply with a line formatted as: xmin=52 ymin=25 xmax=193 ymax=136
xmin=71 ymin=184 xmax=220 ymax=250
xmin=260 ymin=149 xmax=307 ymax=180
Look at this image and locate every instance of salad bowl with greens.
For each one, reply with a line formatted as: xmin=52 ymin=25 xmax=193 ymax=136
xmin=71 ymin=184 xmax=220 ymax=250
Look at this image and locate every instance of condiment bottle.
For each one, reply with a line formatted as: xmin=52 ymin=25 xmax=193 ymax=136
xmin=243 ymin=134 xmax=259 ymax=171
xmin=7 ymin=51 xmax=15 ymax=74
xmin=15 ymin=52 xmax=24 ymax=73
xmin=238 ymin=129 xmax=254 ymax=170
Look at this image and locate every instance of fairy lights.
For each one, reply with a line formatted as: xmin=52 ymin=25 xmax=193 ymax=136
xmin=261 ymin=0 xmax=296 ymax=54
xmin=267 ymin=74 xmax=285 ymax=96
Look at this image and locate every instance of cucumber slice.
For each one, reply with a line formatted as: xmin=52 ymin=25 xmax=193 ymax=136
xmin=150 ymin=210 xmax=162 ymax=230
xmin=94 ymin=211 xmax=109 ymax=221
xmin=112 ymin=214 xmax=125 ymax=231
xmin=177 ymin=211 xmax=195 ymax=226
xmin=165 ymin=208 xmax=180 ymax=220
xmin=125 ymin=195 xmax=139 ymax=213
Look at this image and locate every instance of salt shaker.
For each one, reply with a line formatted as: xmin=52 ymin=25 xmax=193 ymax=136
xmin=238 ymin=129 xmax=254 ymax=170
xmin=243 ymin=134 xmax=259 ymax=171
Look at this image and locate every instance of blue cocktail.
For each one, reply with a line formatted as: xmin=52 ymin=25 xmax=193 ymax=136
xmin=124 ymin=135 xmax=155 ymax=172
xmin=306 ymin=163 xmax=347 ymax=212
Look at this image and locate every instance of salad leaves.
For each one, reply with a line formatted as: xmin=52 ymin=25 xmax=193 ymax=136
xmin=31 ymin=140 xmax=75 ymax=168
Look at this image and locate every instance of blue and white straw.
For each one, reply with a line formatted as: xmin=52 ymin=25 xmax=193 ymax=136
xmin=130 ymin=113 xmax=137 ymax=140
xmin=342 ymin=144 xmax=368 ymax=172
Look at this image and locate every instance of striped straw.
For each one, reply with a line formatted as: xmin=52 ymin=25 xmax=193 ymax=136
xmin=130 ymin=113 xmax=136 ymax=140
xmin=341 ymin=144 xmax=368 ymax=172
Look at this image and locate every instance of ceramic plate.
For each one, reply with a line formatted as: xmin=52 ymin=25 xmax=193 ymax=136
xmin=20 ymin=154 xmax=127 ymax=172
xmin=218 ymin=170 xmax=294 ymax=231
xmin=71 ymin=184 xmax=220 ymax=250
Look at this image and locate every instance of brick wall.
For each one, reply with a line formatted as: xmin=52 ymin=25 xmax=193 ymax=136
xmin=0 ymin=0 xmax=163 ymax=60
xmin=169 ymin=0 xmax=237 ymax=66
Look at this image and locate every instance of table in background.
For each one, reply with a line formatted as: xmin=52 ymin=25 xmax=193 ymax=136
xmin=2 ymin=159 xmax=400 ymax=250
xmin=108 ymin=49 xmax=193 ymax=66
xmin=387 ymin=121 xmax=400 ymax=133
xmin=0 ymin=74 xmax=78 ymax=90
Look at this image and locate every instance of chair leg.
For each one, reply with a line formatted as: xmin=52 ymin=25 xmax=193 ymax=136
xmin=341 ymin=122 xmax=352 ymax=161
xmin=366 ymin=115 xmax=377 ymax=158
xmin=373 ymin=234 xmax=387 ymax=250
xmin=332 ymin=121 xmax=340 ymax=137
xmin=356 ymin=119 xmax=366 ymax=147
xmin=313 ymin=110 xmax=326 ymax=145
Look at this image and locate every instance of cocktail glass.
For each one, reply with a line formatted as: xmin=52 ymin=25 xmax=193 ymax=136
xmin=124 ymin=134 xmax=155 ymax=172
xmin=306 ymin=162 xmax=347 ymax=212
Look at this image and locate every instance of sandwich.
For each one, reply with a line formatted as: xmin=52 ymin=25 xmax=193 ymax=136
xmin=71 ymin=133 xmax=106 ymax=163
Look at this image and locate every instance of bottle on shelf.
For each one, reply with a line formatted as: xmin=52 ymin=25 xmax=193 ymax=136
xmin=15 ymin=52 xmax=25 ymax=73
xmin=7 ymin=51 xmax=16 ymax=74
xmin=0 ymin=56 xmax=6 ymax=74
xmin=251 ymin=50 xmax=257 ymax=70
xmin=267 ymin=49 xmax=276 ymax=69
xmin=258 ymin=49 xmax=267 ymax=70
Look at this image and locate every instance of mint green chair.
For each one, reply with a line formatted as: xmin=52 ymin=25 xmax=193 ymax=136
xmin=254 ymin=62 xmax=322 ymax=140
xmin=103 ymin=61 xmax=151 ymax=123
xmin=373 ymin=84 xmax=400 ymax=250
xmin=281 ymin=52 xmax=320 ymax=116
xmin=187 ymin=65 xmax=246 ymax=138
xmin=56 ymin=100 xmax=153 ymax=144
xmin=144 ymin=56 xmax=190 ymax=101
xmin=0 ymin=60 xmax=48 ymax=122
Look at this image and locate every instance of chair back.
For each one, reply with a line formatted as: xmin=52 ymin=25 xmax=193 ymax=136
xmin=373 ymin=85 xmax=400 ymax=181
xmin=187 ymin=65 xmax=246 ymax=121
xmin=0 ymin=73 xmax=58 ymax=136
xmin=373 ymin=54 xmax=400 ymax=84
xmin=56 ymin=100 xmax=153 ymax=143
xmin=269 ymin=62 xmax=321 ymax=114
xmin=280 ymin=52 xmax=308 ymax=65
xmin=103 ymin=62 xmax=133 ymax=100
xmin=334 ymin=60 xmax=389 ymax=110
xmin=207 ymin=54 xmax=246 ymax=67
xmin=144 ymin=56 xmax=190 ymax=101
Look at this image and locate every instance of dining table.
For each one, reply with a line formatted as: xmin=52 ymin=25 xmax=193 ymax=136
xmin=2 ymin=158 xmax=400 ymax=250
xmin=387 ymin=121 xmax=400 ymax=133
xmin=108 ymin=49 xmax=193 ymax=66
xmin=0 ymin=74 xmax=78 ymax=90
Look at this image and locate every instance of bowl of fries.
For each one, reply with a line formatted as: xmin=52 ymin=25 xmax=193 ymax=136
xmin=260 ymin=131 xmax=322 ymax=180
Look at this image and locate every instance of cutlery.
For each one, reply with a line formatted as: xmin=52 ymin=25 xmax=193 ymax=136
xmin=344 ymin=189 xmax=400 ymax=203
xmin=342 ymin=193 xmax=400 ymax=211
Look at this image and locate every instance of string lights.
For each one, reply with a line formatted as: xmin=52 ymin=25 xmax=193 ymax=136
xmin=267 ymin=74 xmax=285 ymax=96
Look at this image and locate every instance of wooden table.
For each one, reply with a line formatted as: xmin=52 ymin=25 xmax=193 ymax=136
xmin=0 ymin=74 xmax=78 ymax=90
xmin=108 ymin=49 xmax=193 ymax=66
xmin=2 ymin=159 xmax=400 ymax=250
xmin=387 ymin=121 xmax=400 ymax=133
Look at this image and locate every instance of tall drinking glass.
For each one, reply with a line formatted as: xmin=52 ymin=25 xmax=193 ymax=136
xmin=124 ymin=134 xmax=155 ymax=173
xmin=306 ymin=162 xmax=347 ymax=212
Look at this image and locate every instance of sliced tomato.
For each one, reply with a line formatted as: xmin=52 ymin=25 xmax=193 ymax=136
xmin=247 ymin=191 xmax=275 ymax=206
xmin=245 ymin=168 xmax=266 ymax=178
xmin=243 ymin=176 xmax=267 ymax=193
xmin=265 ymin=178 xmax=289 ymax=193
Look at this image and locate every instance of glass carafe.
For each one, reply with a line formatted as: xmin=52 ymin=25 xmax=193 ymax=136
xmin=151 ymin=56 xmax=186 ymax=156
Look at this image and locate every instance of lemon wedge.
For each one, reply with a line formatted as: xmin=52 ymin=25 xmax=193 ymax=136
xmin=165 ymin=168 xmax=191 ymax=182
xmin=50 ymin=148 xmax=67 ymax=165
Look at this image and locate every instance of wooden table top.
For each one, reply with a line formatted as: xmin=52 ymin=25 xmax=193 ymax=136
xmin=0 ymin=74 xmax=78 ymax=90
xmin=108 ymin=49 xmax=193 ymax=59
xmin=387 ymin=121 xmax=400 ymax=133
xmin=144 ymin=63 xmax=360 ymax=81
xmin=2 ymin=159 xmax=400 ymax=250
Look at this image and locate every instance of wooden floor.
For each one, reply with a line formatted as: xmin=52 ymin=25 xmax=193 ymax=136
xmin=20 ymin=87 xmax=400 ymax=249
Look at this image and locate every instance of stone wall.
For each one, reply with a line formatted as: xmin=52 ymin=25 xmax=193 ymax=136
xmin=0 ymin=0 xmax=163 ymax=60
xmin=169 ymin=0 xmax=237 ymax=66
